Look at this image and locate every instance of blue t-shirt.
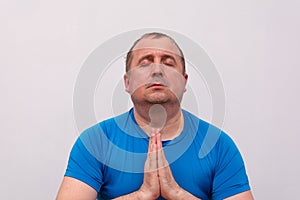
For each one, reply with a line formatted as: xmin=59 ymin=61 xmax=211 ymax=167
xmin=65 ymin=109 xmax=250 ymax=200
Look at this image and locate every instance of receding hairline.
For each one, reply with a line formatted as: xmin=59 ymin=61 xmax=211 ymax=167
xmin=125 ymin=32 xmax=186 ymax=73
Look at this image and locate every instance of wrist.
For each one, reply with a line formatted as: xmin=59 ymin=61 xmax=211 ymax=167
xmin=136 ymin=189 xmax=156 ymax=200
xmin=162 ymin=184 xmax=182 ymax=200
xmin=175 ymin=187 xmax=186 ymax=199
xmin=168 ymin=186 xmax=200 ymax=200
xmin=171 ymin=186 xmax=184 ymax=200
xmin=135 ymin=190 xmax=143 ymax=200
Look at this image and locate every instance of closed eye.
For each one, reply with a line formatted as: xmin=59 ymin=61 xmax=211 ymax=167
xmin=163 ymin=58 xmax=176 ymax=67
xmin=138 ymin=55 xmax=154 ymax=67
xmin=139 ymin=60 xmax=152 ymax=67
xmin=162 ymin=56 xmax=176 ymax=67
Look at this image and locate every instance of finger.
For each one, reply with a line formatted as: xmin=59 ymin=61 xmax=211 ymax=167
xmin=148 ymin=133 xmax=154 ymax=152
xmin=145 ymin=134 xmax=157 ymax=173
xmin=151 ymin=128 xmax=160 ymax=152
xmin=157 ymin=134 xmax=169 ymax=169
xmin=150 ymin=128 xmax=159 ymax=138
xmin=156 ymin=133 xmax=162 ymax=150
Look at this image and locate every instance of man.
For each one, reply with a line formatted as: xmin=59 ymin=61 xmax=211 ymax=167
xmin=57 ymin=32 xmax=254 ymax=199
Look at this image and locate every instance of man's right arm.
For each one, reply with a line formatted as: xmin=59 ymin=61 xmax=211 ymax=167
xmin=57 ymin=134 xmax=160 ymax=200
xmin=56 ymin=176 xmax=149 ymax=200
xmin=56 ymin=177 xmax=97 ymax=200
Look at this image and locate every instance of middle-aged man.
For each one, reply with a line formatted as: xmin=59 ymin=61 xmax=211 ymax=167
xmin=57 ymin=32 xmax=254 ymax=199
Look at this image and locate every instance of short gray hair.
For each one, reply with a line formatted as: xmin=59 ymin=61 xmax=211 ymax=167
xmin=125 ymin=32 xmax=186 ymax=73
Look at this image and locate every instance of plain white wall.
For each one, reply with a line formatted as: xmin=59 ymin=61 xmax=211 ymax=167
xmin=1 ymin=0 xmax=299 ymax=199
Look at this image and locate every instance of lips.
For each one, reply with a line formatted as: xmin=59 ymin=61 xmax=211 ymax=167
xmin=145 ymin=77 xmax=169 ymax=88
xmin=146 ymin=83 xmax=166 ymax=89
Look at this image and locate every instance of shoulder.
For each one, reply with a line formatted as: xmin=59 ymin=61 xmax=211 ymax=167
xmin=80 ymin=109 xmax=133 ymax=137
xmin=182 ymin=109 xmax=238 ymax=157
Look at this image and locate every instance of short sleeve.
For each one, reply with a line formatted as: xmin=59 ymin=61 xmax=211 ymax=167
xmin=64 ymin=129 xmax=104 ymax=192
xmin=211 ymin=133 xmax=251 ymax=199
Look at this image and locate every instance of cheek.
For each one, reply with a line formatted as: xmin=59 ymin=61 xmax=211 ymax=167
xmin=130 ymin=87 xmax=146 ymax=101
xmin=127 ymin=69 xmax=151 ymax=93
xmin=165 ymin=76 xmax=186 ymax=100
xmin=128 ymin=76 xmax=146 ymax=95
xmin=165 ymin=70 xmax=186 ymax=89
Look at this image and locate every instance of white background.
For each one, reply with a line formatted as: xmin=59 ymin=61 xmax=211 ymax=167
xmin=1 ymin=0 xmax=299 ymax=199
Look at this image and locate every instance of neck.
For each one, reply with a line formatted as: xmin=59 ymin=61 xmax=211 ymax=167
xmin=133 ymin=103 xmax=184 ymax=141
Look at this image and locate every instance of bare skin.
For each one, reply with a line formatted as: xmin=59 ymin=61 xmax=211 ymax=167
xmin=117 ymin=37 xmax=254 ymax=199
xmin=56 ymin=36 xmax=254 ymax=200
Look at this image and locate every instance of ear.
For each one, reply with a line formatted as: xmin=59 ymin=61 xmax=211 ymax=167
xmin=124 ymin=73 xmax=130 ymax=93
xmin=183 ymin=73 xmax=188 ymax=92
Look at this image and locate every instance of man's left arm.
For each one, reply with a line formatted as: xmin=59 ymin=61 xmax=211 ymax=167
xmin=225 ymin=190 xmax=254 ymax=200
xmin=156 ymin=132 xmax=254 ymax=200
xmin=212 ymin=133 xmax=253 ymax=199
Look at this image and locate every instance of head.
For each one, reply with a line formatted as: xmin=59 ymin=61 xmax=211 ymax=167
xmin=124 ymin=32 xmax=188 ymax=106
xmin=126 ymin=32 xmax=186 ymax=73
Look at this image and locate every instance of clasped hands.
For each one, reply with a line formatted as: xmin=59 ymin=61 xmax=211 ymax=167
xmin=138 ymin=129 xmax=183 ymax=200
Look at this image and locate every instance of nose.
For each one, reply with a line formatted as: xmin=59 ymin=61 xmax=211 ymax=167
xmin=150 ymin=64 xmax=164 ymax=77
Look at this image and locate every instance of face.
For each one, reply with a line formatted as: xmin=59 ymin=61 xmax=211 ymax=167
xmin=124 ymin=37 xmax=188 ymax=105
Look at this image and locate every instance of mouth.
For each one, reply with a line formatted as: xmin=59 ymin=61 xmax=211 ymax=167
xmin=146 ymin=82 xmax=166 ymax=89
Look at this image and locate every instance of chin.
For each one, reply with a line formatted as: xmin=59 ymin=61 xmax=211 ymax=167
xmin=145 ymin=97 xmax=168 ymax=104
xmin=146 ymin=99 xmax=168 ymax=104
xmin=145 ymin=94 xmax=169 ymax=104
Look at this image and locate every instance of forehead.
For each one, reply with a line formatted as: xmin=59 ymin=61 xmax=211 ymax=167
xmin=132 ymin=37 xmax=182 ymax=57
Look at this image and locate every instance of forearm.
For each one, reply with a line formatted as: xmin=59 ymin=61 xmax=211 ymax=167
xmin=113 ymin=190 xmax=156 ymax=200
xmin=170 ymin=187 xmax=201 ymax=200
xmin=114 ymin=189 xmax=159 ymax=200
xmin=112 ymin=191 xmax=142 ymax=200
